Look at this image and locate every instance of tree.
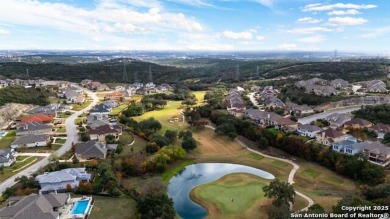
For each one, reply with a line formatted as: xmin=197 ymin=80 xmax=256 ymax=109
xmin=72 ymin=155 xmax=79 ymax=164
xmin=263 ymin=179 xmax=295 ymax=207
xmin=137 ymin=193 xmax=175 ymax=219
xmin=267 ymin=203 xmax=290 ymax=219
xmin=153 ymin=135 xmax=170 ymax=147
xmin=181 ymin=138 xmax=197 ymax=151
xmin=179 ymin=130 xmax=192 ymax=139
xmin=105 ymin=134 xmax=117 ymax=144
xmin=139 ymin=118 xmax=162 ymax=133
xmin=80 ymin=133 xmax=90 ymax=142
xmin=227 ymin=131 xmax=238 ymax=139
xmin=146 ymin=142 xmax=160 ymax=154
xmin=164 ymin=130 xmax=177 ymax=143
xmin=66 ymin=184 xmax=72 ymax=192
xmin=257 ymin=137 xmax=269 ymax=149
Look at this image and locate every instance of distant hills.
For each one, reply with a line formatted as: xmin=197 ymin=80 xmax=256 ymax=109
xmin=0 ymin=57 xmax=388 ymax=84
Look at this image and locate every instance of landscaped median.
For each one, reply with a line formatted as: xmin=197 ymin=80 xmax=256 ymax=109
xmin=0 ymin=156 xmax=42 ymax=182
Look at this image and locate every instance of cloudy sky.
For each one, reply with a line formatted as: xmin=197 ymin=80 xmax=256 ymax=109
xmin=0 ymin=0 xmax=388 ymax=51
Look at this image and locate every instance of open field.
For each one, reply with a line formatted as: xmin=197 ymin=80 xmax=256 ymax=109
xmin=294 ymin=161 xmax=356 ymax=211
xmin=90 ymin=196 xmax=137 ymax=219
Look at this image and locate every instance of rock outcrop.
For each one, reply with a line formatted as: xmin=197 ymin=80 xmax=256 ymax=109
xmin=0 ymin=103 xmax=35 ymax=128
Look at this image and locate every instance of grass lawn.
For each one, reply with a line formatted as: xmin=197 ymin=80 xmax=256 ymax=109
xmin=109 ymin=104 xmax=129 ymax=116
xmin=0 ymin=132 xmax=16 ymax=150
xmin=120 ymin=135 xmax=146 ymax=156
xmin=71 ymin=100 xmax=91 ymax=111
xmin=192 ymin=91 xmax=206 ymax=106
xmin=16 ymin=146 xmax=53 ymax=153
xmin=190 ymin=173 xmax=274 ymax=219
xmin=51 ymin=144 xmax=62 ymax=151
xmin=15 ymin=156 xmax=29 ymax=161
xmin=74 ymin=117 xmax=84 ymax=125
xmin=161 ymin=159 xmax=194 ymax=183
xmin=54 ymin=126 xmax=66 ymax=133
xmin=90 ymin=196 xmax=137 ymax=219
xmin=294 ymin=161 xmax=356 ymax=212
xmin=133 ymin=100 xmax=185 ymax=133
xmin=55 ymin=138 xmax=66 ymax=144
xmin=0 ymin=157 xmax=42 ymax=182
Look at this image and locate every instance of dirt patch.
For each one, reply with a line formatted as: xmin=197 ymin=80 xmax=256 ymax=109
xmin=193 ymin=129 xmax=244 ymax=156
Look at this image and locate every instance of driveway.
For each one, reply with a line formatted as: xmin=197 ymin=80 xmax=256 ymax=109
xmin=0 ymin=85 xmax=99 ymax=194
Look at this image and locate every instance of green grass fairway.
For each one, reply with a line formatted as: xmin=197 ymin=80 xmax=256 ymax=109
xmin=134 ymin=100 xmax=185 ymax=133
xmin=192 ymin=91 xmax=206 ymax=106
xmin=191 ymin=173 xmax=271 ymax=218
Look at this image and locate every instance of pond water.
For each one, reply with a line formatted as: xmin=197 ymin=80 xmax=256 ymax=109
xmin=167 ymin=163 xmax=275 ymax=219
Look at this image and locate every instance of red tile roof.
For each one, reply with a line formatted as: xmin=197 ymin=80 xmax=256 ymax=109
xmin=21 ymin=114 xmax=54 ymax=123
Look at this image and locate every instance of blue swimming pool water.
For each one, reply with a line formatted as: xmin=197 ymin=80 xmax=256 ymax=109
xmin=0 ymin=132 xmax=7 ymax=137
xmin=72 ymin=200 xmax=90 ymax=215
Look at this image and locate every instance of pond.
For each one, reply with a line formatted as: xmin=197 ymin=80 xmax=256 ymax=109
xmin=167 ymin=163 xmax=275 ymax=219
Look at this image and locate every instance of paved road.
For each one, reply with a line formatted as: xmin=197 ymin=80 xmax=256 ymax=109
xmin=247 ymin=92 xmax=263 ymax=109
xmin=0 ymin=85 xmax=99 ymax=195
xmin=298 ymin=106 xmax=360 ymax=125
xmin=205 ymin=125 xmax=315 ymax=211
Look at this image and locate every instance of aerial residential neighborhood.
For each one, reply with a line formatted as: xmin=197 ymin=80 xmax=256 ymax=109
xmin=0 ymin=0 xmax=390 ymax=219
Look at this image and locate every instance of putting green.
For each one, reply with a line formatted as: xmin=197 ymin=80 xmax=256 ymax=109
xmin=190 ymin=173 xmax=272 ymax=218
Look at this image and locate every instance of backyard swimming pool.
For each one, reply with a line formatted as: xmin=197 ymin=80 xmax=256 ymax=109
xmin=72 ymin=200 xmax=90 ymax=215
xmin=0 ymin=132 xmax=7 ymax=137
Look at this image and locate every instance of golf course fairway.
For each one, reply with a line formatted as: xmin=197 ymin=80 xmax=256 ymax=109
xmin=190 ymin=173 xmax=272 ymax=219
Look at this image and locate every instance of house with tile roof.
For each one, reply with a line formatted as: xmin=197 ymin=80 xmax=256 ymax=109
xmin=36 ymin=168 xmax=91 ymax=194
xmin=365 ymin=80 xmax=388 ymax=93
xmin=330 ymin=79 xmax=349 ymax=89
xmin=331 ymin=137 xmax=368 ymax=156
xmin=371 ymin=123 xmax=390 ymax=138
xmin=0 ymin=148 xmax=15 ymax=167
xmin=361 ymin=141 xmax=390 ymax=166
xmin=20 ymin=114 xmax=54 ymax=124
xmin=87 ymin=124 xmax=122 ymax=142
xmin=10 ymin=134 xmax=50 ymax=148
xmin=0 ymin=193 xmax=70 ymax=219
xmin=297 ymin=124 xmax=322 ymax=138
xmin=316 ymin=128 xmax=346 ymax=146
xmin=325 ymin=113 xmax=351 ymax=128
xmin=343 ymin=118 xmax=373 ymax=129
xmin=75 ymin=141 xmax=107 ymax=160
xmin=16 ymin=122 xmax=52 ymax=136
xmin=89 ymin=104 xmax=112 ymax=116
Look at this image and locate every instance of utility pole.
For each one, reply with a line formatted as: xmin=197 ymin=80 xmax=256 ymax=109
xmin=122 ymin=62 xmax=128 ymax=82
xmin=148 ymin=65 xmax=153 ymax=83
xmin=236 ymin=64 xmax=240 ymax=81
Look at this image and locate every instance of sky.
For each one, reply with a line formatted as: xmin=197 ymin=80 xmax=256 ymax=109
xmin=0 ymin=0 xmax=388 ymax=52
